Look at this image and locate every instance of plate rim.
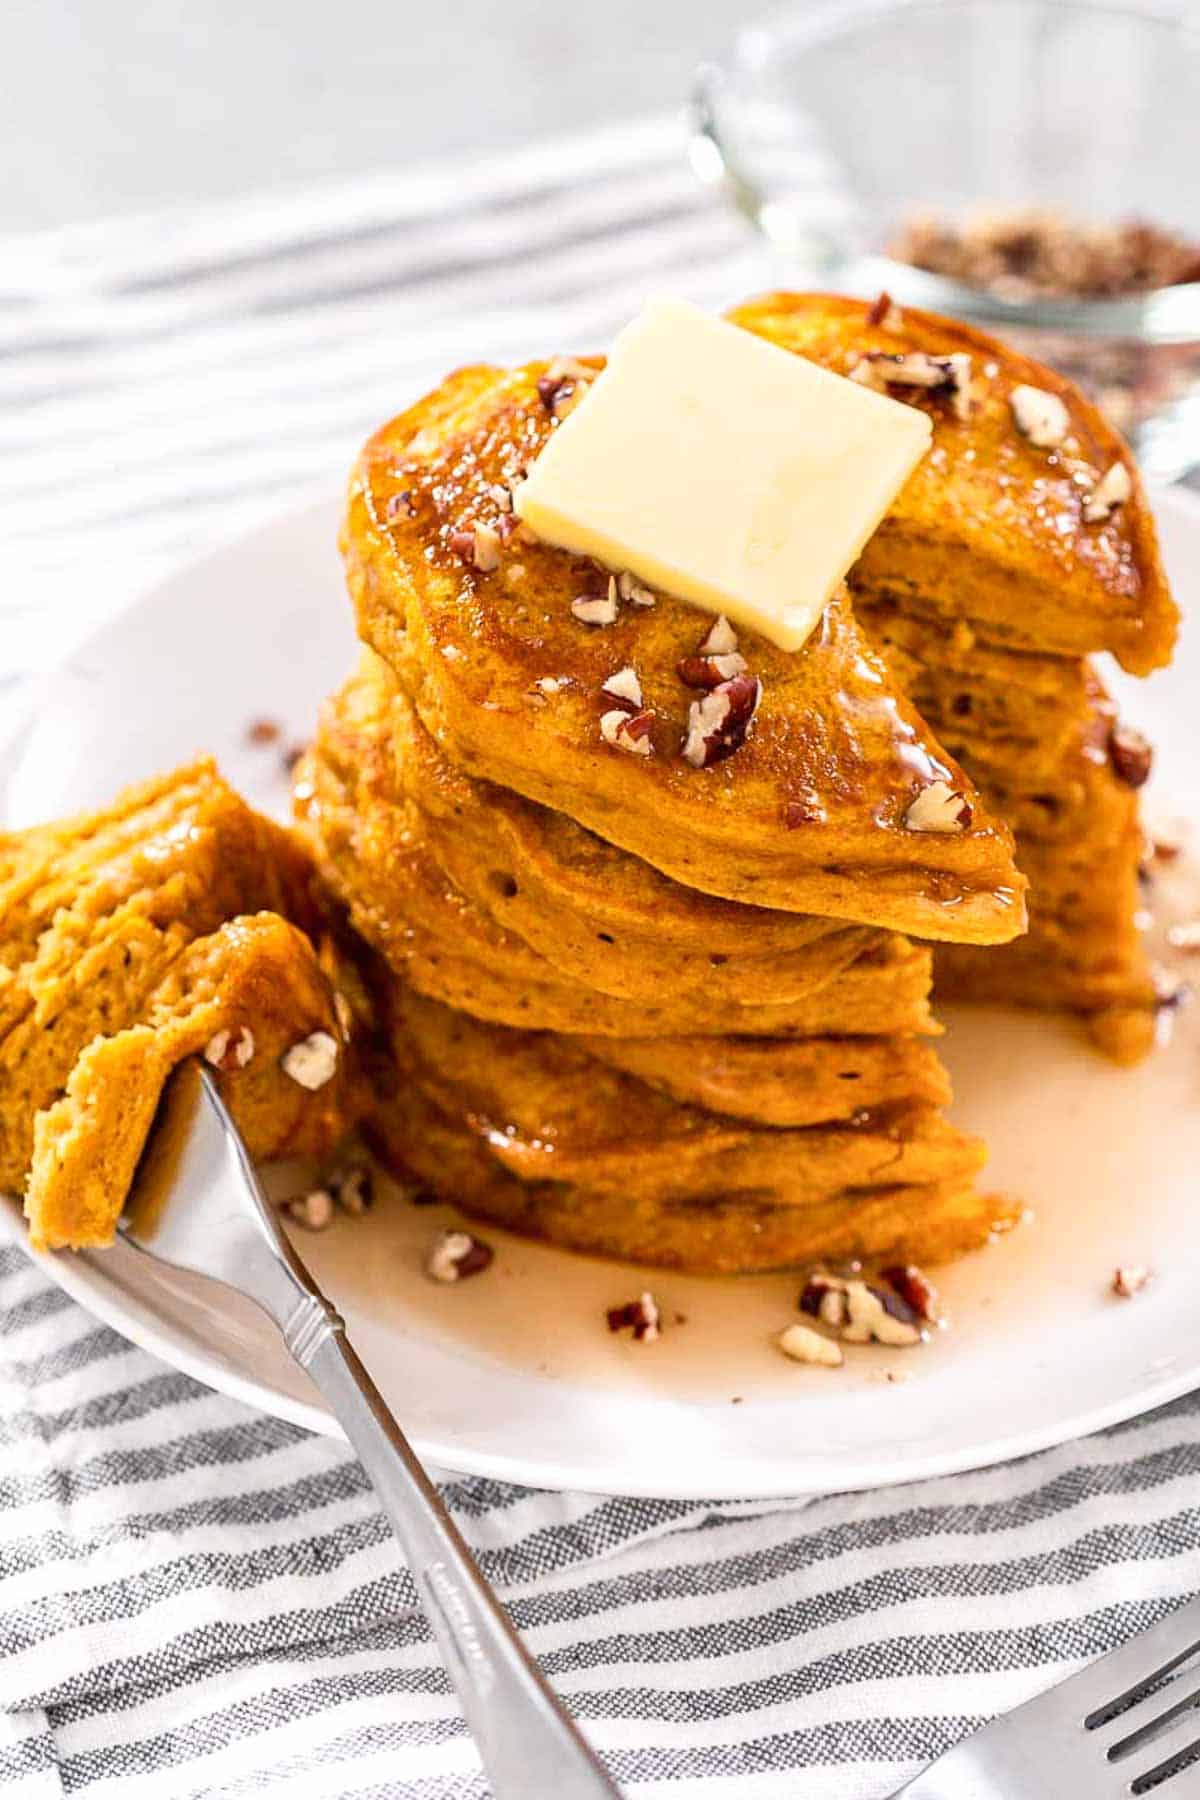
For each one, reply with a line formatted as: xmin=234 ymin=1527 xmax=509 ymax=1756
xmin=4 ymin=482 xmax=1199 ymax=1501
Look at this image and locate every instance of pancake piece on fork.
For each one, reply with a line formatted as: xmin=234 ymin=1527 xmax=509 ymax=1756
xmin=1 ymin=762 xmax=361 ymax=1250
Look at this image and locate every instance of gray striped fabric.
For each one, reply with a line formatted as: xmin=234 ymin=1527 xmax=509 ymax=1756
xmin=3 ymin=113 xmax=1200 ymax=1799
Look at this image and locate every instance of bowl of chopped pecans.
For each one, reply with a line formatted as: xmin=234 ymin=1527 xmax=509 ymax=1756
xmin=693 ymin=0 xmax=1200 ymax=478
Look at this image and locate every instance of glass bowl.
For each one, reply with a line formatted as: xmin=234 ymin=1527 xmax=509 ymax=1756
xmin=693 ymin=0 xmax=1200 ymax=479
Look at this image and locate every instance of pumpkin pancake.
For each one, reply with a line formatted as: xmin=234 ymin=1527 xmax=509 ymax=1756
xmin=1 ymin=763 xmax=359 ymax=1250
xmin=723 ymin=293 xmax=1172 ymax=1058
xmin=371 ymin=1079 xmax=1010 ymax=1274
xmin=581 ymin=1032 xmax=952 ymax=1127
xmin=365 ymin=982 xmax=1011 ymax=1274
xmin=857 ymin=521 xmax=1156 ymax=1055
xmin=727 ymin=292 xmax=1177 ymax=675
xmin=342 ymin=362 xmax=1024 ymax=941
xmin=297 ymin=656 xmax=900 ymax=1008
xmin=28 ymin=914 xmax=354 ymax=1252
xmin=330 ymin=651 xmax=872 ymax=990
xmin=298 ymin=725 xmax=938 ymax=1037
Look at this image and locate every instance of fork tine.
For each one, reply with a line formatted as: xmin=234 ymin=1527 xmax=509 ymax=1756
xmin=1077 ymin=1596 xmax=1200 ymax=1729
xmin=1130 ymin=1725 xmax=1200 ymax=1794
xmin=1106 ymin=1671 xmax=1200 ymax=1766
xmin=892 ymin=1600 xmax=1200 ymax=1800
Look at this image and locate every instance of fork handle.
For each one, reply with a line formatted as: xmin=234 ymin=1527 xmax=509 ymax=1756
xmin=299 ymin=1315 xmax=622 ymax=1800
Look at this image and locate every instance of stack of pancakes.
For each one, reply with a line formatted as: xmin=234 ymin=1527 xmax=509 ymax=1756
xmin=296 ymin=293 xmax=1175 ymax=1276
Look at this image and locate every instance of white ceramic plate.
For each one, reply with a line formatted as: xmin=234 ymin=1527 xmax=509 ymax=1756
xmin=3 ymin=490 xmax=1199 ymax=1500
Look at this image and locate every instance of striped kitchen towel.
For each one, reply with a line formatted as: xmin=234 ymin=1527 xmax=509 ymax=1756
xmin=4 ymin=111 xmax=1200 ymax=1799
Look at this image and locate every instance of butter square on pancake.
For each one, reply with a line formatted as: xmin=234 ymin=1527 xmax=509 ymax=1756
xmin=514 ymin=297 xmax=931 ymax=653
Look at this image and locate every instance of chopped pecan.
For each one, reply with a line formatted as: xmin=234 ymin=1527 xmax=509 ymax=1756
xmin=449 ymin=522 xmax=501 ymax=572
xmin=600 ymin=666 xmax=643 ymax=713
xmin=783 ymin=799 xmax=824 ymax=828
xmin=776 ymin=1322 xmax=843 ymax=1368
xmin=203 ymin=1025 xmax=256 ymax=1073
xmin=700 ymin=615 xmax=739 ymax=656
xmin=677 ymin=652 xmax=748 ymax=689
xmin=866 ymin=290 xmax=903 ymax=330
xmin=1083 ymin=460 xmax=1132 ymax=523
xmin=678 ymin=615 xmax=748 ymax=688
xmin=330 ymin=1162 xmax=374 ymax=1216
xmin=1148 ymin=821 xmax=1185 ymax=863
xmin=904 ymin=779 xmax=973 ymax=832
xmin=1108 ymin=723 xmax=1152 ymax=788
xmin=571 ymin=590 xmax=619 ymax=626
xmin=617 ymin=570 xmax=656 ymax=607
xmin=426 ymin=1229 xmax=494 ymax=1283
xmin=799 ymin=1272 xmax=922 ymax=1346
xmin=537 ymin=356 xmax=596 ymax=419
xmin=606 ymin=1291 xmax=661 ymax=1342
xmin=681 ymin=674 xmax=761 ymax=769
xmin=245 ymin=717 xmax=281 ymax=746
xmin=880 ymin=1263 xmax=940 ymax=1324
xmin=1010 ymin=383 xmax=1070 ymax=448
xmin=282 ymin=1188 xmax=335 ymax=1232
xmin=851 ymin=350 xmax=973 ymax=420
xmin=600 ymin=708 xmax=654 ymax=757
xmin=1153 ymin=965 xmax=1191 ymax=1011
xmin=1112 ymin=1264 xmax=1151 ymax=1298
xmin=280 ymin=1030 xmax=339 ymax=1091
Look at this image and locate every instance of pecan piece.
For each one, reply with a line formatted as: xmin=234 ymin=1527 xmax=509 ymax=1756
xmin=571 ymin=590 xmax=619 ymax=626
xmin=1083 ymin=460 xmax=1132 ymax=523
xmin=681 ymin=674 xmax=761 ymax=768
xmin=677 ymin=653 xmax=748 ymax=689
xmin=600 ymin=708 xmax=654 ymax=757
xmin=783 ymin=799 xmax=825 ymax=828
xmin=866 ymin=290 xmax=903 ymax=330
xmin=851 ymin=350 xmax=973 ymax=420
xmin=280 ymin=1030 xmax=339 ymax=1091
xmin=449 ymin=522 xmax=501 ymax=572
xmin=606 ymin=1291 xmax=661 ymax=1341
xmin=330 ymin=1162 xmax=374 ymax=1217
xmin=617 ymin=570 xmax=656 ymax=607
xmin=677 ymin=614 xmax=749 ymax=688
xmin=537 ymin=356 xmax=596 ymax=419
xmin=880 ymin=1263 xmax=940 ymax=1324
xmin=600 ymin=666 xmax=643 ymax=713
xmin=426 ymin=1229 xmax=494 ymax=1283
xmin=776 ymin=1323 xmax=843 ymax=1368
xmin=904 ymin=780 xmax=973 ymax=832
xmin=203 ymin=1025 xmax=256 ymax=1072
xmin=1108 ymin=723 xmax=1152 ymax=788
xmin=282 ymin=1188 xmax=335 ymax=1232
xmin=1112 ymin=1264 xmax=1151 ymax=1298
xmin=1010 ymin=383 xmax=1069 ymax=448
xmin=799 ymin=1272 xmax=922 ymax=1346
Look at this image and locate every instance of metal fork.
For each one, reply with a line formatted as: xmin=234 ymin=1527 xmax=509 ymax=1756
xmin=892 ymin=1593 xmax=1200 ymax=1796
xmin=118 ymin=1058 xmax=622 ymax=1800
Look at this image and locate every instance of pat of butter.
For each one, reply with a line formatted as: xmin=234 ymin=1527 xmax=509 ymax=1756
xmin=514 ymin=298 xmax=931 ymax=653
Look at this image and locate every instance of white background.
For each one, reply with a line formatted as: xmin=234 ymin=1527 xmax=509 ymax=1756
xmin=2 ymin=0 xmax=752 ymax=232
